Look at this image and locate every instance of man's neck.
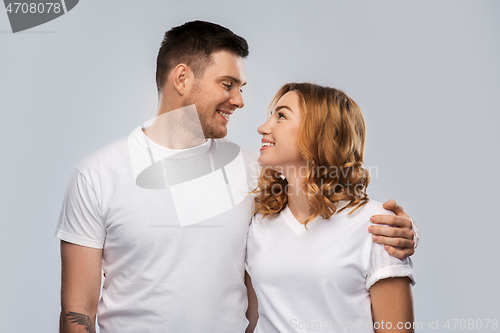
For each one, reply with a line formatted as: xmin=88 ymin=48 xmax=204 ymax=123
xmin=144 ymin=104 xmax=207 ymax=150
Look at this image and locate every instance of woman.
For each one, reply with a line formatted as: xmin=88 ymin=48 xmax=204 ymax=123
xmin=246 ymin=83 xmax=415 ymax=332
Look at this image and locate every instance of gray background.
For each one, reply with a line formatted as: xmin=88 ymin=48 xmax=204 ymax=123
xmin=1 ymin=0 xmax=499 ymax=332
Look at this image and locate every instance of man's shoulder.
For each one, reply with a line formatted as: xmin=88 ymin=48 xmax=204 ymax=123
xmin=75 ymin=136 xmax=129 ymax=175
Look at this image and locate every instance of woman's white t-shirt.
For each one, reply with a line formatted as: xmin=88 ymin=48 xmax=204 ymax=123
xmin=246 ymin=200 xmax=415 ymax=333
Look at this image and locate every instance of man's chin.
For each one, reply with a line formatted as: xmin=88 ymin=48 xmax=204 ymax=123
xmin=204 ymin=127 xmax=228 ymax=139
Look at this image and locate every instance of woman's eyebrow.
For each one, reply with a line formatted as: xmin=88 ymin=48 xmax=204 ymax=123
xmin=275 ymin=105 xmax=294 ymax=113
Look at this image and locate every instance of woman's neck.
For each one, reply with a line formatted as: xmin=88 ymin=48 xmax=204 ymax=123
xmin=284 ymin=171 xmax=311 ymax=224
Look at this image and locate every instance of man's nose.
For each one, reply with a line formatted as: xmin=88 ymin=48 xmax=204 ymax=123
xmin=229 ymin=89 xmax=244 ymax=109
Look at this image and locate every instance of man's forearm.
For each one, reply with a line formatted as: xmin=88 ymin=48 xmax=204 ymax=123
xmin=59 ymin=241 xmax=102 ymax=333
xmin=60 ymin=310 xmax=96 ymax=333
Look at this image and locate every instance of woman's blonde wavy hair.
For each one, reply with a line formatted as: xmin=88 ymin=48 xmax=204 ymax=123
xmin=253 ymin=83 xmax=370 ymax=225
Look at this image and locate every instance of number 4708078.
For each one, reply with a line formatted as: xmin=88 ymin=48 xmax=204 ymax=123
xmin=6 ymin=3 xmax=62 ymax=14
xmin=444 ymin=319 xmax=498 ymax=330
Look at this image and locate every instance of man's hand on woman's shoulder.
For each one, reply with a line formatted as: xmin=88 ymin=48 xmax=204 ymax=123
xmin=368 ymin=199 xmax=419 ymax=260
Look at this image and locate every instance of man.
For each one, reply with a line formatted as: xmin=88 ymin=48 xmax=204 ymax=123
xmin=56 ymin=21 xmax=418 ymax=333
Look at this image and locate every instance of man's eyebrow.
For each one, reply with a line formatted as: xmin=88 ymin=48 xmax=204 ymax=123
xmin=219 ymin=75 xmax=247 ymax=86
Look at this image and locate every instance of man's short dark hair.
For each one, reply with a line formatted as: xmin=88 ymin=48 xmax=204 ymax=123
xmin=156 ymin=20 xmax=249 ymax=93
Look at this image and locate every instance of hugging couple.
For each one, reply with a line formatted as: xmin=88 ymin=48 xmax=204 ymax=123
xmin=57 ymin=21 xmax=417 ymax=333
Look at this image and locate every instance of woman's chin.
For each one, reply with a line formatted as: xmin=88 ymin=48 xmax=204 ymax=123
xmin=257 ymin=156 xmax=268 ymax=167
xmin=257 ymin=159 xmax=285 ymax=174
xmin=257 ymin=157 xmax=277 ymax=169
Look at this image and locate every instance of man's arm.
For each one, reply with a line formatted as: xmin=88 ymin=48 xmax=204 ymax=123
xmin=368 ymin=199 xmax=418 ymax=260
xmin=60 ymin=241 xmax=103 ymax=333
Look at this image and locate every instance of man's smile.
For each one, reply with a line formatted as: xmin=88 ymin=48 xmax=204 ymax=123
xmin=217 ymin=109 xmax=232 ymax=121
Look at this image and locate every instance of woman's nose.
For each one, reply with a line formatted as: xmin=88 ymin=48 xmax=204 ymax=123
xmin=258 ymin=119 xmax=272 ymax=135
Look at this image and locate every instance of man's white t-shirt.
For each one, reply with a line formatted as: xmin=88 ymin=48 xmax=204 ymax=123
xmin=55 ymin=124 xmax=259 ymax=332
xmin=246 ymin=200 xmax=415 ymax=333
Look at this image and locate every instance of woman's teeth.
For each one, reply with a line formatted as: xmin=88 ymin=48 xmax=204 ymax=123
xmin=262 ymin=142 xmax=275 ymax=147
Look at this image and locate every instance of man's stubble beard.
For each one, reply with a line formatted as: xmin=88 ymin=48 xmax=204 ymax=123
xmin=183 ymin=82 xmax=228 ymax=140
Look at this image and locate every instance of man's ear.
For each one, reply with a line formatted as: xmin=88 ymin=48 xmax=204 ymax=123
xmin=172 ymin=64 xmax=192 ymax=96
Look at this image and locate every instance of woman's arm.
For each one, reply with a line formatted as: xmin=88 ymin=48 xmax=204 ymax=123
xmin=369 ymin=277 xmax=414 ymax=333
xmin=245 ymin=271 xmax=259 ymax=333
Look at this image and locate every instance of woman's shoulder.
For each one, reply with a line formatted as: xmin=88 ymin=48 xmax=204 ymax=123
xmin=349 ymin=199 xmax=395 ymax=217
xmin=251 ymin=211 xmax=282 ymax=224
xmin=333 ymin=199 xmax=394 ymax=229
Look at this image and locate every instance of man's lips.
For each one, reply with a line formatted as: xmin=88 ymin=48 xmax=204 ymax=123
xmin=217 ymin=109 xmax=232 ymax=122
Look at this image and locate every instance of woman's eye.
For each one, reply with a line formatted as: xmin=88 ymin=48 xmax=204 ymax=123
xmin=278 ymin=112 xmax=285 ymax=119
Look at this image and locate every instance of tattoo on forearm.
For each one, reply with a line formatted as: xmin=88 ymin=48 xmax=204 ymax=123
xmin=65 ymin=312 xmax=96 ymax=333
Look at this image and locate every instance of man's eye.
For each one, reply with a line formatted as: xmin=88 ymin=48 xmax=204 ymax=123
xmin=223 ymin=83 xmax=232 ymax=90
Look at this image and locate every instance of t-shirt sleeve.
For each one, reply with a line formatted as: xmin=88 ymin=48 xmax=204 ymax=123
xmin=55 ymin=169 xmax=106 ymax=249
xmin=412 ymin=220 xmax=420 ymax=248
xmin=365 ymin=240 xmax=415 ymax=290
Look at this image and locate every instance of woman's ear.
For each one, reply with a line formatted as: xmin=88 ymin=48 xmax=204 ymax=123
xmin=172 ymin=64 xmax=191 ymax=96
